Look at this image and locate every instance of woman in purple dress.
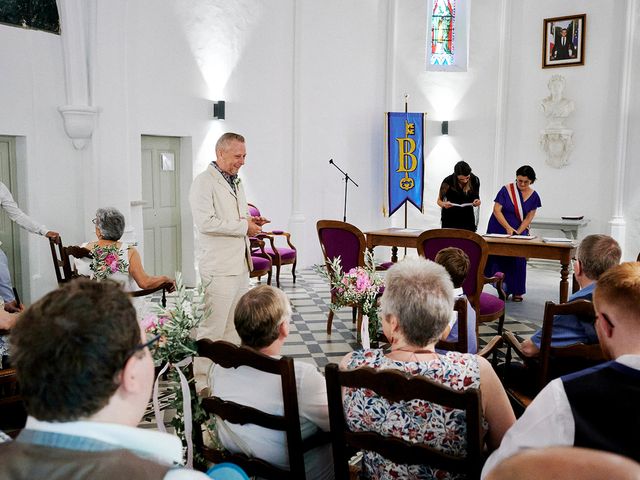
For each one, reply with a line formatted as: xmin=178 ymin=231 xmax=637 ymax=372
xmin=485 ymin=166 xmax=541 ymax=302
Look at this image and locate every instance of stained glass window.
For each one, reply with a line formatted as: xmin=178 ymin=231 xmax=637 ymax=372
xmin=0 ymin=0 xmax=60 ymax=34
xmin=429 ymin=0 xmax=456 ymax=66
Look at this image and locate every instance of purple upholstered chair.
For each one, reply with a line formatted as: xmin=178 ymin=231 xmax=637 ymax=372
xmin=249 ymin=236 xmax=272 ymax=285
xmin=248 ymin=203 xmax=296 ymax=288
xmin=316 ymin=220 xmax=366 ymax=335
xmin=417 ymin=228 xmax=506 ymax=336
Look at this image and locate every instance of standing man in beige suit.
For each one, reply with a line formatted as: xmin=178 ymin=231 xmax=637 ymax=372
xmin=189 ymin=133 xmax=269 ymax=384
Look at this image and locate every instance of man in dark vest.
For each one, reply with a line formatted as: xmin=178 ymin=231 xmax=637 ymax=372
xmin=482 ymin=261 xmax=640 ymax=478
xmin=0 ymin=279 xmax=208 ymax=480
xmin=482 ymin=262 xmax=640 ymax=478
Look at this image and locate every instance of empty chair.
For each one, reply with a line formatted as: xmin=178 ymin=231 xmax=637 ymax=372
xmin=249 ymin=236 xmax=272 ymax=285
xmin=248 ymin=203 xmax=297 ymax=288
xmin=316 ymin=220 xmax=367 ymax=335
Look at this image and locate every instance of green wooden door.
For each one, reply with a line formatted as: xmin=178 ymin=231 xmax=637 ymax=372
xmin=141 ymin=136 xmax=182 ymax=277
xmin=0 ymin=137 xmax=21 ymax=296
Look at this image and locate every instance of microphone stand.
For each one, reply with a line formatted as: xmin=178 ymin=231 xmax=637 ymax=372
xmin=329 ymin=159 xmax=359 ymax=222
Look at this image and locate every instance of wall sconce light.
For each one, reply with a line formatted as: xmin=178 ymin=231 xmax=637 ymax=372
xmin=441 ymin=120 xmax=449 ymax=135
xmin=213 ymin=100 xmax=225 ymax=120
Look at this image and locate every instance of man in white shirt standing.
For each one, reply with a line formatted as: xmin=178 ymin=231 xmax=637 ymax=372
xmin=0 ymin=181 xmax=58 ymax=312
xmin=0 ymin=279 xmax=208 ymax=479
xmin=482 ymin=262 xmax=640 ymax=478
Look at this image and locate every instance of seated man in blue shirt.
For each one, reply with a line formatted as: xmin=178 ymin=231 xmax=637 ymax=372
xmin=521 ymin=234 xmax=621 ymax=357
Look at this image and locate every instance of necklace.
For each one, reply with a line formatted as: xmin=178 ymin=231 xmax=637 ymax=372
xmin=387 ymin=347 xmax=437 ymax=361
xmin=391 ymin=347 xmax=435 ymax=355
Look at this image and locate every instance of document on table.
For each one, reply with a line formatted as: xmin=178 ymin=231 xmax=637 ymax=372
xmin=542 ymin=237 xmax=574 ymax=244
xmin=483 ymin=233 xmax=537 ymax=240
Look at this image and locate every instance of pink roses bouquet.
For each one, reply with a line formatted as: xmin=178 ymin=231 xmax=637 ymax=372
xmin=315 ymin=251 xmax=383 ymax=342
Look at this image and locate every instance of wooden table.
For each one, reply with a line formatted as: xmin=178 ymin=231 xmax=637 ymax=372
xmin=365 ymin=228 xmax=576 ymax=303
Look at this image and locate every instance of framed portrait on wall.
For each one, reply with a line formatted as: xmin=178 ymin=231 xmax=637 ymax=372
xmin=542 ymin=14 xmax=586 ymax=68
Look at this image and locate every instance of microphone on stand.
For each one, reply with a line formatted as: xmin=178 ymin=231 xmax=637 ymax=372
xmin=328 ymin=158 xmax=358 ymax=222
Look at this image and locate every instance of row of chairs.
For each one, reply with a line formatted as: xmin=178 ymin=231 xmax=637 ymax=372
xmin=317 ymin=221 xmax=506 ymax=340
xmin=248 ymin=203 xmax=297 ymax=288
xmin=196 ymin=340 xmax=489 ymax=479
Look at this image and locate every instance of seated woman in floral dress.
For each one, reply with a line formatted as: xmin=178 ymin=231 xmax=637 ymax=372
xmin=75 ymin=207 xmax=174 ymax=294
xmin=340 ymin=257 xmax=515 ymax=479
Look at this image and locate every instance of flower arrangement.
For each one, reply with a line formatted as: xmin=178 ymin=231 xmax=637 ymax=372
xmin=315 ymin=250 xmax=383 ymax=344
xmin=143 ymin=273 xmax=215 ymax=468
xmin=89 ymin=244 xmax=128 ymax=280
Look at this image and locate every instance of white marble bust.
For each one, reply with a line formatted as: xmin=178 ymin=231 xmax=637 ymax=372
xmin=541 ymin=75 xmax=575 ymax=129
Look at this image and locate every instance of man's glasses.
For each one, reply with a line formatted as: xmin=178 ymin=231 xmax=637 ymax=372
xmin=128 ymin=334 xmax=162 ymax=358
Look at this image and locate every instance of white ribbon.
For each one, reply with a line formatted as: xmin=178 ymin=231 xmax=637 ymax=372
xmin=152 ymin=357 xmax=195 ymax=469
xmin=361 ymin=315 xmax=370 ymax=350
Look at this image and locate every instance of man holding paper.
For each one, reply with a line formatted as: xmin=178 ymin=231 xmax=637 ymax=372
xmin=485 ymin=165 xmax=541 ymax=302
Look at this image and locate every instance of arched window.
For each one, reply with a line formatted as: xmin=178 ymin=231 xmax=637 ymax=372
xmin=0 ymin=0 xmax=60 ymax=34
xmin=426 ymin=0 xmax=469 ymax=72
xmin=430 ymin=0 xmax=456 ymax=66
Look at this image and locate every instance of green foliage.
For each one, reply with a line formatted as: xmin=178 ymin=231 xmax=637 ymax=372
xmin=143 ymin=273 xmax=217 ymax=464
xmin=314 ymin=250 xmax=383 ymax=339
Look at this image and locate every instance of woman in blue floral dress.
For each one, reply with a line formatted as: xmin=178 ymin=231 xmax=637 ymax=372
xmin=340 ymin=258 xmax=515 ymax=479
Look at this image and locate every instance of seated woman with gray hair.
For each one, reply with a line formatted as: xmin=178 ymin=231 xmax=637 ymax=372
xmin=340 ymin=257 xmax=515 ymax=479
xmin=76 ymin=207 xmax=174 ymax=292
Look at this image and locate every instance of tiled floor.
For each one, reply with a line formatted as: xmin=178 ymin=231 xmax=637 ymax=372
xmin=261 ymin=262 xmax=561 ymax=370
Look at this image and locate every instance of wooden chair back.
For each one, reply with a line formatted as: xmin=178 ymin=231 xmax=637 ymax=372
xmin=196 ymin=340 xmax=313 ymax=479
xmin=436 ymin=296 xmax=469 ymax=353
xmin=416 ymin=228 xmax=488 ymax=313
xmin=316 ymin=220 xmax=366 ymax=273
xmin=502 ymin=299 xmax=604 ymax=410
xmin=49 ymin=236 xmax=168 ymax=307
xmin=538 ymin=299 xmax=604 ymax=387
xmin=0 ymin=367 xmax=26 ymax=437
xmin=316 ymin=220 xmax=367 ymax=334
xmin=325 ymin=363 xmax=483 ymax=480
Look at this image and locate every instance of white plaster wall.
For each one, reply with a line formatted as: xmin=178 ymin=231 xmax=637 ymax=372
xmin=622 ymin=1 xmax=640 ymax=261
xmin=392 ymin=0 xmax=502 ymax=233
xmin=503 ymin=1 xmax=626 ymax=240
xmin=0 ymin=25 xmax=82 ymax=302
xmin=296 ymin=0 xmax=389 ymax=266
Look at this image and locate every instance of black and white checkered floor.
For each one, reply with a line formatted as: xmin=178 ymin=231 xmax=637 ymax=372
xmin=150 ymin=263 xmax=561 ymax=369
xmin=261 ymin=266 xmax=555 ymax=369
